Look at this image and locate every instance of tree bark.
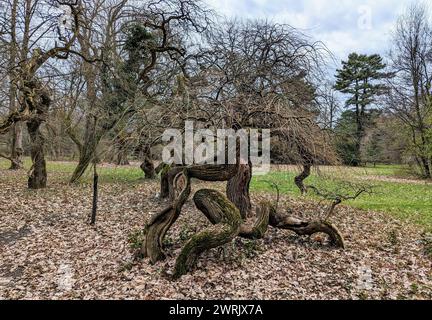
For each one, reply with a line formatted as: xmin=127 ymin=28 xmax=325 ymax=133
xmin=154 ymin=163 xmax=171 ymax=198
xmin=141 ymin=157 xmax=156 ymax=179
xmin=9 ymin=122 xmax=23 ymax=170
xmin=227 ymin=162 xmax=252 ymax=219
xmin=27 ymin=119 xmax=47 ymax=189
xmin=173 ymin=189 xmax=242 ymax=279
xmin=420 ymin=155 xmax=431 ymax=179
xmin=141 ymin=169 xmax=191 ymax=263
xmin=295 ymin=163 xmax=311 ymax=195
xmin=269 ymin=208 xmax=345 ymax=248
xmin=140 ymin=148 xmax=155 ymax=179
xmin=142 ymin=164 xmax=239 ymax=263
xmin=8 ymin=0 xmax=23 ymax=170
xmin=160 ymin=172 xmax=169 ymax=199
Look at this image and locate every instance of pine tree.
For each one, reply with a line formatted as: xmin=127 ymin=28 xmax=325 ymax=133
xmin=334 ymin=53 xmax=387 ymax=166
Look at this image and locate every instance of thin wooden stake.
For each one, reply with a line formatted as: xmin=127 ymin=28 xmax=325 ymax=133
xmin=90 ymin=161 xmax=99 ymax=225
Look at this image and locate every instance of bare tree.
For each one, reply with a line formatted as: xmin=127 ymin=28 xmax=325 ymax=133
xmin=67 ymin=0 xmax=213 ymax=183
xmin=0 ymin=0 xmax=82 ymax=188
xmin=386 ymin=3 xmax=432 ymax=178
xmin=141 ymin=20 xmax=343 ymax=278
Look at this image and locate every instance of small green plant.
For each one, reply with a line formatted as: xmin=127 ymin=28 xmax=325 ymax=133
xmin=179 ymin=225 xmax=195 ymax=242
xmin=410 ymin=283 xmax=419 ymax=295
xmin=163 ymin=235 xmax=174 ymax=247
xmin=128 ymin=229 xmax=145 ymax=250
xmin=241 ymin=239 xmax=263 ymax=259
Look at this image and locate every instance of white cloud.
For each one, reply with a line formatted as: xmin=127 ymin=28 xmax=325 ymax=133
xmin=203 ymin=0 xmax=414 ymax=63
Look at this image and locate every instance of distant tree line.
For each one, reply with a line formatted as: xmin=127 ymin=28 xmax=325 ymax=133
xmin=333 ymin=3 xmax=432 ymax=178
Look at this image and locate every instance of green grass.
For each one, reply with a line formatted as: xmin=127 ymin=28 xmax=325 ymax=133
xmin=252 ymin=165 xmax=432 ymax=232
xmin=1 ymin=159 xmax=431 ymax=231
xmin=0 ymin=158 xmax=144 ymax=184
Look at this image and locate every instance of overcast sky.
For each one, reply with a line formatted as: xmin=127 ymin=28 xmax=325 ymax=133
xmin=203 ymin=0 xmax=416 ymax=72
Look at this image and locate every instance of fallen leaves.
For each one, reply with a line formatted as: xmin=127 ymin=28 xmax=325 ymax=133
xmin=0 ymin=169 xmax=431 ymax=300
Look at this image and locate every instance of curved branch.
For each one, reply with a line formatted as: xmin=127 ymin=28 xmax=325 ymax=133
xmin=173 ymin=189 xmax=242 ymax=279
xmin=269 ymin=208 xmax=345 ymax=248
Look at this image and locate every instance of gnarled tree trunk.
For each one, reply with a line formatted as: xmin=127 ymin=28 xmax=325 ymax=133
xmin=142 ymin=160 xmax=345 ymax=279
xmin=227 ymin=162 xmax=252 ymax=219
xmin=142 ymin=164 xmax=239 ymax=263
xmin=27 ymin=118 xmax=47 ymax=189
xmin=173 ymin=189 xmax=242 ymax=279
xmin=140 ymin=147 xmax=155 ymax=179
xmin=136 ymin=144 xmax=157 ymax=179
xmin=295 ymin=163 xmax=312 ymax=195
xmin=141 ymin=157 xmax=155 ymax=179
xmin=141 ymin=169 xmax=191 ymax=263
xmin=155 ymin=163 xmax=171 ymax=199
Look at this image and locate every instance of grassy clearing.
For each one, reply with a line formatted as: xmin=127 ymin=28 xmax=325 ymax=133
xmin=1 ymin=159 xmax=431 ymax=231
xmin=252 ymin=165 xmax=432 ymax=232
xmin=0 ymin=158 xmax=144 ymax=184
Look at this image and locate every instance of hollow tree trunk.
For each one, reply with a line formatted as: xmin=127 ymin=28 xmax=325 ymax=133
xmin=27 ymin=119 xmax=47 ymax=189
xmin=295 ymin=163 xmax=311 ymax=195
xmin=227 ymin=162 xmax=252 ymax=219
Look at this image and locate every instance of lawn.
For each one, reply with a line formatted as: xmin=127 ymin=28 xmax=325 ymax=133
xmin=1 ymin=159 xmax=431 ymax=231
xmin=252 ymin=165 xmax=432 ymax=232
